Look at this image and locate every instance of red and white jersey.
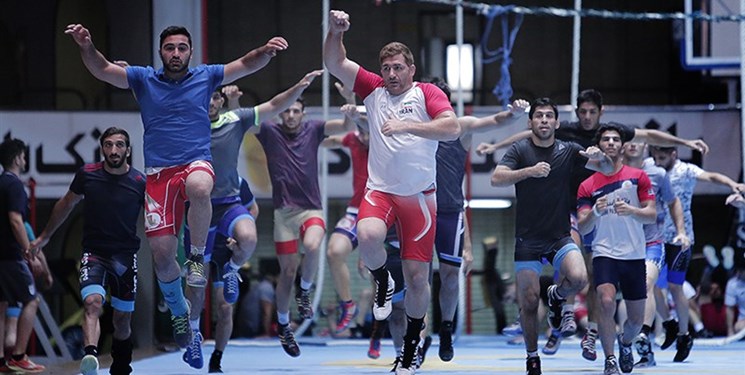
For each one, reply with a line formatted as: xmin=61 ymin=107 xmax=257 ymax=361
xmin=354 ymin=67 xmax=453 ymax=196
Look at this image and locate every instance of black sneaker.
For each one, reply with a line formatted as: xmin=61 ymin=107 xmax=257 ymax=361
xmin=673 ymin=333 xmax=693 ymax=362
xmin=634 ymin=353 xmax=656 ymax=368
xmin=617 ymin=335 xmax=634 ymax=373
xmin=295 ymin=287 xmax=314 ymax=320
xmin=526 ymin=356 xmax=541 ymax=375
xmin=439 ymin=321 xmax=454 ymax=361
xmin=208 ymin=352 xmax=223 ymax=373
xmin=278 ymin=323 xmax=300 ymax=357
xmin=604 ymin=356 xmax=620 ymax=375
xmin=546 ymin=285 xmax=565 ymax=330
xmin=660 ymin=319 xmax=679 ymax=350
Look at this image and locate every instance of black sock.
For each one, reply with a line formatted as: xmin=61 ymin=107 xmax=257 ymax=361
xmin=110 ymin=337 xmax=133 ymax=375
xmin=369 ymin=265 xmax=388 ymax=283
xmin=441 ymin=320 xmax=453 ymax=333
xmin=641 ymin=324 xmax=652 ymax=335
xmin=402 ymin=315 xmax=424 ymax=366
xmin=84 ymin=345 xmax=98 ymax=356
xmin=211 ymin=350 xmax=223 ymax=361
xmin=11 ymin=354 xmax=24 ymax=361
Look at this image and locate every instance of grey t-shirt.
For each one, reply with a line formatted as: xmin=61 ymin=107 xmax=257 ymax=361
xmin=210 ymin=108 xmax=256 ymax=199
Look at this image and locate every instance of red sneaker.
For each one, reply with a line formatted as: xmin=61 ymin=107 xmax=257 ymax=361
xmin=0 ymin=363 xmax=15 ymax=373
xmin=7 ymin=356 xmax=45 ymax=373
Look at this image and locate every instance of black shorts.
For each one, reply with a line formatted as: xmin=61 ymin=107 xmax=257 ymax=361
xmin=434 ymin=210 xmax=465 ymax=267
xmin=79 ymin=251 xmax=138 ymax=312
xmin=0 ymin=260 xmax=37 ymax=305
xmin=592 ymin=256 xmax=646 ymax=301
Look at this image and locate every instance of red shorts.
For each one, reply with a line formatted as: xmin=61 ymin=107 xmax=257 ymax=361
xmin=144 ymin=161 xmax=214 ymax=237
xmin=359 ymin=188 xmax=436 ymax=262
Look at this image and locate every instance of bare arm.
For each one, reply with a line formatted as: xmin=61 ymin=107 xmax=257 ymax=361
xmin=667 ymin=197 xmax=691 ymax=248
xmin=30 ymin=190 xmax=84 ymax=251
xmin=253 ymin=70 xmax=324 ymax=131
xmin=580 ymin=146 xmax=614 ymax=174
xmin=576 ymin=206 xmax=597 ymax=235
xmin=222 ymin=85 xmax=243 ymax=110
xmin=726 ymin=306 xmax=736 ymax=336
xmin=697 ymin=171 xmax=744 ymax=192
xmin=9 ymin=211 xmax=29 ymax=253
xmin=615 ymin=198 xmax=656 ymax=224
xmin=490 ymin=163 xmax=549 ymax=187
xmin=322 ymin=134 xmax=345 ymax=149
xmin=475 ymin=130 xmax=531 ymax=156
xmin=340 ymin=104 xmax=369 ymax=131
xmin=462 ymin=217 xmax=473 ymax=275
xmin=633 ymin=129 xmax=709 ymax=154
xmin=223 ymin=37 xmax=288 ymax=84
xmin=726 ymin=192 xmax=745 ymax=208
xmin=381 ymin=110 xmax=460 ymax=141
xmin=323 ymin=10 xmax=361 ymax=90
xmin=460 ymin=99 xmax=529 ymax=135
xmin=65 ymin=24 xmax=129 ymax=89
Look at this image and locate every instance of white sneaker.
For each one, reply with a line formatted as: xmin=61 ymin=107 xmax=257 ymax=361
xmin=80 ymin=354 xmax=99 ymax=375
xmin=722 ymin=246 xmax=735 ymax=270
xmin=372 ymin=272 xmax=394 ymax=320
xmin=703 ymin=245 xmax=719 ymax=268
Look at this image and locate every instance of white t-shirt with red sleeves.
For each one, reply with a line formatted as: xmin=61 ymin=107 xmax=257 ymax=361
xmin=353 ymin=67 xmax=453 ymax=196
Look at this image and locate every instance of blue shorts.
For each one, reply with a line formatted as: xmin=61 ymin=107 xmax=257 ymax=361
xmin=434 ymin=210 xmax=464 ymax=267
xmin=332 ymin=207 xmax=359 ymax=248
xmin=185 ymin=199 xmax=255 ymax=261
xmin=593 ymin=256 xmax=647 ymax=301
xmin=664 ymin=243 xmax=690 ymax=285
xmin=645 ymin=241 xmax=665 ymax=271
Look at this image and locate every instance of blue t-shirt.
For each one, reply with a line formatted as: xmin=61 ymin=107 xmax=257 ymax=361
xmin=126 ymin=64 xmax=224 ymax=168
xmin=70 ymin=162 xmax=146 ymax=254
xmin=0 ymin=171 xmax=27 ymax=261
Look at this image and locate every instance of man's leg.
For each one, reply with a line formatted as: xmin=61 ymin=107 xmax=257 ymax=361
xmin=149 ymin=235 xmax=193 ymax=348
xmin=222 ymin=216 xmax=257 ymax=304
xmin=636 ymin=243 xmax=663 ymax=368
xmin=183 ymin=266 xmax=209 ymax=369
xmin=110 ymin=310 xmax=134 ymax=375
xmin=296 ymin=222 xmax=325 ymax=320
xmin=400 ymin=259 xmax=431 ymax=371
xmin=209 ymin=286 xmax=234 ymax=373
xmin=515 ymin=266 xmax=542 ymax=375
xmin=555 ymin=247 xmax=588 ymax=336
xmin=358 ymin=217 xmax=392 ymax=321
xmin=80 ymin=293 xmax=104 ymax=375
xmin=184 ymin=170 xmax=214 ymax=287
xmin=327 ymin=232 xmax=357 ymax=333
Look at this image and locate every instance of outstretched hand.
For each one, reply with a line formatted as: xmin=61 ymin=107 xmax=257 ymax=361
xmin=298 ymin=69 xmax=324 ymax=88
xmin=579 ymin=146 xmax=605 ymax=161
xmin=263 ymin=37 xmax=289 ymax=57
xmin=329 ymin=10 xmax=351 ymax=33
xmin=65 ymin=24 xmax=93 ymax=48
xmin=334 ymin=82 xmax=355 ymax=103
xmin=476 ymin=142 xmax=497 ymax=156
xmin=685 ymin=139 xmax=710 ymax=155
xmin=222 ymin=85 xmax=243 ymax=100
xmin=507 ymin=99 xmax=530 ymax=116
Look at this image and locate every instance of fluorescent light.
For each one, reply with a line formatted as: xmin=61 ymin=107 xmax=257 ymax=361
xmin=446 ymin=44 xmax=474 ymax=92
xmin=466 ymin=199 xmax=512 ymax=209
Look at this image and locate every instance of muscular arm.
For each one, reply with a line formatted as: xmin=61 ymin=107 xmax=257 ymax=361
xmin=476 ymin=130 xmax=531 ymax=155
xmin=223 ymin=37 xmax=288 ymax=84
xmin=697 ymin=171 xmax=743 ymax=192
xmin=9 ymin=211 xmax=29 ymax=252
xmin=382 ymin=111 xmax=460 ymax=141
xmin=323 ymin=10 xmax=361 ymax=90
xmin=633 ymin=129 xmax=709 ymax=154
xmin=322 ymin=134 xmax=345 ymax=148
xmin=667 ymin=197 xmax=690 ymax=247
xmin=459 ymin=99 xmax=529 ymax=135
xmin=576 ymin=206 xmax=597 ymax=236
xmin=629 ymin=199 xmax=656 ymax=224
xmin=65 ymin=24 xmax=129 ymax=89
xmin=31 ymin=190 xmax=84 ymax=250
xmin=490 ymin=164 xmax=545 ymax=187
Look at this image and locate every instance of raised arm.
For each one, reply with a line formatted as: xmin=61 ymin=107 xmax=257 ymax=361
xmin=633 ymin=129 xmax=709 ymax=154
xmin=459 ymin=99 xmax=529 ymax=135
xmin=222 ymin=85 xmax=243 ymax=110
xmin=580 ymin=146 xmax=614 ymax=174
xmin=65 ymin=24 xmax=129 ymax=89
xmin=253 ymin=70 xmax=324 ymax=127
xmin=30 ymin=190 xmax=83 ymax=251
xmin=323 ymin=10 xmax=361 ymax=90
xmin=223 ymin=36 xmax=288 ymax=84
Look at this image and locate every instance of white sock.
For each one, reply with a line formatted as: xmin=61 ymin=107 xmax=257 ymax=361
xmin=190 ymin=318 xmax=200 ymax=331
xmin=228 ymin=259 xmax=240 ymax=271
xmin=300 ymin=279 xmax=313 ymax=290
xmin=277 ymin=311 xmax=290 ymax=325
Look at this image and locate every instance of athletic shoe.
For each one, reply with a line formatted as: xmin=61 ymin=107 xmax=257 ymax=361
xmin=278 ymin=323 xmax=300 ymax=357
xmin=185 ymin=254 xmax=207 ymax=287
xmin=418 ymin=335 xmax=432 ymax=367
xmin=295 ymin=287 xmax=314 ymax=320
xmin=368 ymin=338 xmax=381 ymax=359
xmin=503 ymin=318 xmax=523 ymax=336
xmin=222 ymin=263 xmax=242 ymax=304
xmin=722 ymin=246 xmax=735 ymax=270
xmin=208 ymin=351 xmax=223 ymax=373
xmin=396 ymin=335 xmax=419 ymax=375
xmin=702 ymin=244 xmax=719 ymax=268
xmin=542 ymin=329 xmax=562 ymax=355
xmin=182 ymin=330 xmax=204 ymax=369
xmin=660 ymin=319 xmax=679 ymax=350
xmin=559 ymin=310 xmax=577 ymax=337
xmin=335 ymin=301 xmax=358 ymax=333
xmin=581 ymin=328 xmax=598 ymax=361
xmin=7 ymin=356 xmax=45 ymax=373
xmin=80 ymin=354 xmax=99 ymax=375
xmin=0 ymin=363 xmax=13 ymax=373
xmin=633 ymin=332 xmax=652 ymax=358
xmin=171 ymin=306 xmax=193 ymax=348
xmin=373 ymin=272 xmax=395 ymax=321
xmin=526 ymin=356 xmax=541 ymax=375
xmin=546 ymin=285 xmax=565 ymax=330
xmin=617 ymin=335 xmax=634 ymax=373
xmin=603 ymin=356 xmax=620 ymax=375
xmin=634 ymin=353 xmax=656 ymax=368
xmin=673 ymin=332 xmax=693 ymax=362
xmin=438 ymin=321 xmax=454 ymax=361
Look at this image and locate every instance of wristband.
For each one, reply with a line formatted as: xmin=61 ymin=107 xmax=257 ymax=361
xmin=592 ymin=204 xmax=602 ymax=217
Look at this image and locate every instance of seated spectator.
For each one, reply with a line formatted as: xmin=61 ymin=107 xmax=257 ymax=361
xmin=725 ymin=263 xmax=745 ymax=336
xmin=699 ymin=281 xmax=728 ymax=336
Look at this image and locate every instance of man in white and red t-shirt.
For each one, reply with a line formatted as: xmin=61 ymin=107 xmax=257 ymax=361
xmin=324 ymin=9 xmax=460 ymax=374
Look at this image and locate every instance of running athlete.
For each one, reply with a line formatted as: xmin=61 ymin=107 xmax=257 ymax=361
xmin=32 ymin=128 xmax=145 ymax=375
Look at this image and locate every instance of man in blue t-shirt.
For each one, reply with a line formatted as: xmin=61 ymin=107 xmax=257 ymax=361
xmin=65 ymin=23 xmax=287 ymax=348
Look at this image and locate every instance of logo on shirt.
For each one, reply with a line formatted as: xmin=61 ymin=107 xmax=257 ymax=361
xmin=398 ymin=101 xmax=415 ymax=115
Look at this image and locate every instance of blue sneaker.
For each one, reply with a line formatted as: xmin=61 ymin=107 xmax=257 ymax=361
xmin=222 ymin=263 xmax=242 ymax=304
xmin=182 ymin=330 xmax=204 ymax=369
